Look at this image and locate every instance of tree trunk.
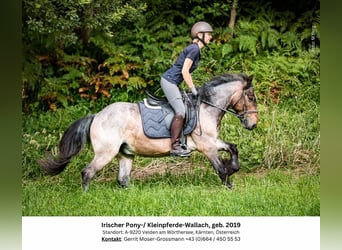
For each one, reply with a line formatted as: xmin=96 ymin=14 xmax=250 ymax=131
xmin=229 ymin=0 xmax=238 ymax=34
xmin=76 ymin=0 xmax=94 ymax=46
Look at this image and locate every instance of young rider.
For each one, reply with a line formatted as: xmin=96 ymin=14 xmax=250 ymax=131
xmin=160 ymin=21 xmax=213 ymax=157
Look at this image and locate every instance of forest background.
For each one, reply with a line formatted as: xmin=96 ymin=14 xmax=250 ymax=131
xmin=22 ymin=0 xmax=320 ymax=216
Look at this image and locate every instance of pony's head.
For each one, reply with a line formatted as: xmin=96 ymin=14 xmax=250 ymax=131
xmin=199 ymin=73 xmax=259 ymax=130
xmin=230 ymin=74 xmax=258 ymax=130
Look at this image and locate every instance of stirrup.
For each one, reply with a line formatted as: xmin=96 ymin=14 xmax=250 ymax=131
xmin=170 ymin=144 xmax=191 ymax=157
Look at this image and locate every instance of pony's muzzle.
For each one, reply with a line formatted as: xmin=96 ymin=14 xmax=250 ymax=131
xmin=242 ymin=117 xmax=257 ymax=130
xmin=244 ymin=122 xmax=257 ymax=130
xmin=241 ymin=112 xmax=258 ymax=130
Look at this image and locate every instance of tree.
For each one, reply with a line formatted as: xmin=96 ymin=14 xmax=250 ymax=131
xmin=229 ymin=0 xmax=238 ymax=34
xmin=23 ymin=0 xmax=146 ymax=50
xmin=22 ymin=0 xmax=147 ymax=111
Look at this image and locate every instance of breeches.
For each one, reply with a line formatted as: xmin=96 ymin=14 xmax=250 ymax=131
xmin=160 ymin=77 xmax=185 ymax=118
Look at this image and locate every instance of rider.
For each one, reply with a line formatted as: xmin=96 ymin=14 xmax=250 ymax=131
xmin=160 ymin=21 xmax=213 ymax=157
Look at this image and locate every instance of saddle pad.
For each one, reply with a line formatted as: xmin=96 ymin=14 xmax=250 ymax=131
xmin=138 ymin=100 xmax=197 ymax=139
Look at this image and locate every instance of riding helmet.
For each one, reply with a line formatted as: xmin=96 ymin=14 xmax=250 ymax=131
xmin=190 ymin=21 xmax=214 ymax=39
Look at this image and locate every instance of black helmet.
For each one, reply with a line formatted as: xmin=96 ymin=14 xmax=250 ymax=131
xmin=191 ymin=21 xmax=214 ymax=39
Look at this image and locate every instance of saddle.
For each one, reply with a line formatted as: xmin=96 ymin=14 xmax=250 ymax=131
xmin=138 ymin=91 xmax=197 ymax=139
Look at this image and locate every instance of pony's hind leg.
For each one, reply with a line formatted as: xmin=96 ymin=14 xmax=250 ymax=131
xmin=81 ymin=150 xmax=117 ymax=191
xmin=117 ymin=154 xmax=134 ymax=188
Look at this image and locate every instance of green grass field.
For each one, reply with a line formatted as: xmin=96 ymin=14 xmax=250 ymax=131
xmin=22 ymin=157 xmax=319 ymax=216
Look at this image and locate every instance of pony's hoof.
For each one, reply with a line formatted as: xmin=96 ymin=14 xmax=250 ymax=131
xmin=118 ymin=177 xmax=130 ymax=189
xmin=225 ymin=178 xmax=233 ymax=189
xmin=119 ymin=184 xmax=129 ymax=190
xmin=82 ymin=182 xmax=90 ymax=192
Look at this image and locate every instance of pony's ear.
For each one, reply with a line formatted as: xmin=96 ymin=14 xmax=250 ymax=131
xmin=244 ymin=75 xmax=254 ymax=89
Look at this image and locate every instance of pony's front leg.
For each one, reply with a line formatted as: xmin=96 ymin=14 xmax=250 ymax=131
xmin=216 ymin=140 xmax=240 ymax=173
xmin=190 ymin=135 xmax=239 ymax=189
xmin=199 ymin=142 xmax=231 ymax=188
xmin=117 ymin=154 xmax=134 ymax=188
xmin=214 ymin=140 xmax=240 ymax=189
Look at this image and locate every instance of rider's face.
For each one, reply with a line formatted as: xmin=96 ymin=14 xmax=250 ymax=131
xmin=196 ymin=32 xmax=212 ymax=47
xmin=204 ymin=32 xmax=212 ymax=44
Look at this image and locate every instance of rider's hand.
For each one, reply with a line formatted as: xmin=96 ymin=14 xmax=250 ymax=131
xmin=190 ymin=86 xmax=198 ymax=97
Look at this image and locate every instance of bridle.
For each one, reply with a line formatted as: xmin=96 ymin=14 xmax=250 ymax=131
xmin=201 ymin=88 xmax=258 ymax=122
xmin=186 ymin=86 xmax=258 ymax=136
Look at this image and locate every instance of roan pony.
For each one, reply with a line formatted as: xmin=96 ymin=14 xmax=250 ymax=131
xmin=38 ymin=73 xmax=258 ymax=190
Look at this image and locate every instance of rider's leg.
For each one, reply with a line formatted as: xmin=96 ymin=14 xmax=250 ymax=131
xmin=161 ymin=77 xmax=191 ymax=157
xmin=170 ymin=112 xmax=190 ymax=156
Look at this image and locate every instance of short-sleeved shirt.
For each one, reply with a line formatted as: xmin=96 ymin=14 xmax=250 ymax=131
xmin=162 ymin=43 xmax=201 ymax=85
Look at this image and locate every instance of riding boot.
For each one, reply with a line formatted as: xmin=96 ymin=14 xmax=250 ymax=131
xmin=170 ymin=113 xmax=191 ymax=157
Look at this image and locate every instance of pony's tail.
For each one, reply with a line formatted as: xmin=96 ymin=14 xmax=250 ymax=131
xmin=38 ymin=114 xmax=95 ymax=176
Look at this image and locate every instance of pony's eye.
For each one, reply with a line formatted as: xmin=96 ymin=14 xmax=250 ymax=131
xmin=245 ymin=93 xmax=255 ymax=102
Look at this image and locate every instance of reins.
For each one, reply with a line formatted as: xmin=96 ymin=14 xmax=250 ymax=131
xmin=201 ymin=99 xmax=242 ymax=118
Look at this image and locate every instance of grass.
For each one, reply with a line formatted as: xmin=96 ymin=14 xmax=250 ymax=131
xmin=22 ymin=160 xmax=319 ymax=216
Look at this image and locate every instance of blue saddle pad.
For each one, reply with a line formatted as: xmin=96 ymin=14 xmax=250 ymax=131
xmin=138 ymin=99 xmax=197 ymax=139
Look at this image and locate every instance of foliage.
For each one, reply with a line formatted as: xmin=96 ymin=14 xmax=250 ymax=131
xmin=22 ymin=0 xmax=320 ymax=112
xmin=195 ymin=2 xmax=320 ymax=109
xmin=23 ymin=0 xmax=146 ymax=48
xmin=23 ymin=0 xmax=147 ymax=111
xmin=218 ymin=104 xmax=319 ymax=171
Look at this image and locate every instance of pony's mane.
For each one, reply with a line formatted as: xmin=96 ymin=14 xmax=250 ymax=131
xmin=199 ymin=73 xmax=248 ymax=102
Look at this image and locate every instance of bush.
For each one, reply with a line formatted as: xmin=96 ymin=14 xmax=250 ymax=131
xmin=22 ymin=1 xmax=320 ymax=113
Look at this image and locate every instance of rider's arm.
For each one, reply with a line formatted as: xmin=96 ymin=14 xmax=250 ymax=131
xmin=182 ymin=58 xmax=195 ymax=89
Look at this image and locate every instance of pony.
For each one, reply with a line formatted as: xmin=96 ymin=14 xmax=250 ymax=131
xmin=38 ymin=73 xmax=258 ymax=190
